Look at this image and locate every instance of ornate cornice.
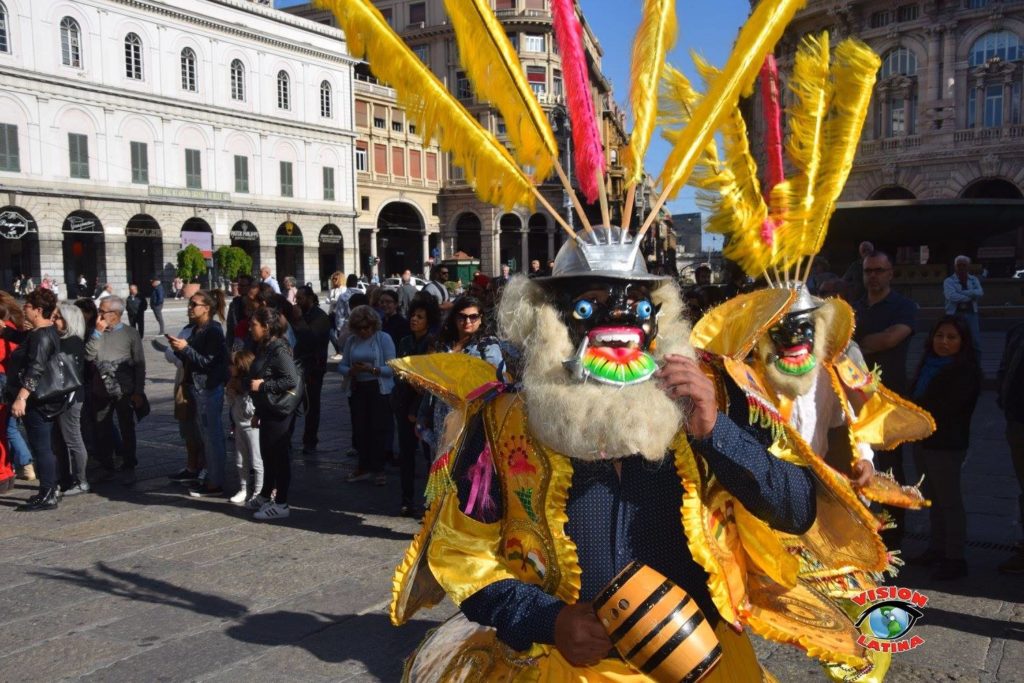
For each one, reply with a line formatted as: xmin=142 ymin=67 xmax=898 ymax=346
xmin=107 ymin=0 xmax=359 ymax=66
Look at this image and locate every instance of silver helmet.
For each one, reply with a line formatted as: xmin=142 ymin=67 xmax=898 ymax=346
xmin=537 ymin=225 xmax=671 ymax=285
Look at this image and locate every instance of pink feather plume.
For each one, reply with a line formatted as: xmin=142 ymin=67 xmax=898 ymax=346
xmin=759 ymin=55 xmax=785 ymax=203
xmin=550 ymin=0 xmax=605 ymax=204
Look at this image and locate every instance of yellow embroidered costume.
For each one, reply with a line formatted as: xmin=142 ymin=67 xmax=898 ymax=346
xmin=679 ymin=32 xmax=938 ymax=682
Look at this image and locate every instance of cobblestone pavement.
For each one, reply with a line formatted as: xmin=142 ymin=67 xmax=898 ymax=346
xmin=0 ymin=302 xmax=1019 ymax=681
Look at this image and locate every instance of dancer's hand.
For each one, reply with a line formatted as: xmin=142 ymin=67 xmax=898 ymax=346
xmin=655 ymin=355 xmax=718 ymax=439
xmin=554 ymin=602 xmax=612 ymax=667
xmin=851 ymin=459 xmax=874 ymax=488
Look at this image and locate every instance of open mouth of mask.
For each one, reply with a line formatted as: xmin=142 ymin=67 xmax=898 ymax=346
xmin=578 ymin=326 xmax=658 ymax=385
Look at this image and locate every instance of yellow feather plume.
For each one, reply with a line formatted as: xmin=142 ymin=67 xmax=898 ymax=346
xmin=443 ymin=0 xmax=557 ymax=182
xmin=805 ymin=39 xmax=880 ymax=257
xmin=314 ymin=0 xmax=535 ymax=211
xmin=776 ymin=32 xmax=833 ymax=271
xmin=657 ymin=0 xmax=806 ymax=206
xmin=624 ymin=0 xmax=677 ymax=185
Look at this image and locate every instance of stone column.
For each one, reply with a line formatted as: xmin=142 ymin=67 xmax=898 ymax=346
xmin=880 ymin=94 xmax=891 ymax=137
xmin=926 ymin=27 xmax=941 ymax=103
xmin=105 ymin=234 xmax=128 ymax=296
xmin=370 ymin=227 xmax=379 ymax=279
xmin=1004 ymin=79 xmax=1013 ymax=128
xmin=422 ymin=231 xmax=430 ymax=273
xmin=547 ymin=228 xmax=556 ymax=261
xmin=975 ymin=82 xmax=985 ymax=128
xmin=942 ymin=26 xmax=957 ymax=94
xmin=520 ymin=228 xmax=529 ymax=273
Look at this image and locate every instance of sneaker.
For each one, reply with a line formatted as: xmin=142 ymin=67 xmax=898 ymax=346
xmin=330 ymin=353 xmax=343 ymax=361
xmin=246 ymin=494 xmax=271 ymax=510
xmin=16 ymin=464 xmax=36 ymax=482
xmin=229 ymin=488 xmax=248 ymax=505
xmin=188 ymin=486 xmax=225 ymax=498
xmin=999 ymin=548 xmax=1024 ymax=575
xmin=346 ymin=470 xmax=371 ymax=483
xmin=168 ymin=468 xmax=200 ymax=483
xmin=63 ymin=482 xmax=91 ymax=496
xmin=254 ymin=502 xmax=290 ymax=521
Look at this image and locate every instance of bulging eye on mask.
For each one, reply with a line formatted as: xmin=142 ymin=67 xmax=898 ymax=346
xmin=554 ymin=279 xmax=662 ymax=387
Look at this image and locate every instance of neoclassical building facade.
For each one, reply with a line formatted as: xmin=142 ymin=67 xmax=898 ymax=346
xmin=0 ymin=0 xmax=359 ymax=295
xmin=757 ymin=0 xmax=1024 ymax=274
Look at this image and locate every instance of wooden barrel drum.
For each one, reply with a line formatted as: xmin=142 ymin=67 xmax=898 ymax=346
xmin=593 ymin=562 xmax=722 ymax=682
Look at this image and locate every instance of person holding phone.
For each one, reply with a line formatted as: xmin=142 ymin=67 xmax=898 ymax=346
xmin=168 ymin=290 xmax=227 ymax=498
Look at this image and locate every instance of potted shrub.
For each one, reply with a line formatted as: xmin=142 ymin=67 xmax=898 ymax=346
xmin=214 ymin=245 xmax=253 ymax=289
xmin=176 ymin=244 xmax=208 ymax=300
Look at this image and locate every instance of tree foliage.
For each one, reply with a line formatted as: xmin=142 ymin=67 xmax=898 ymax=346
xmin=176 ymin=244 xmax=208 ymax=283
xmin=214 ymin=245 xmax=253 ymax=281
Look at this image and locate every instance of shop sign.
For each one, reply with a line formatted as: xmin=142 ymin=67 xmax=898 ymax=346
xmin=63 ymin=215 xmax=102 ymax=234
xmin=0 ymin=210 xmax=34 ymax=239
xmin=126 ymin=226 xmax=161 ymax=238
xmin=230 ymin=223 xmax=259 ymax=242
xmin=319 ymin=232 xmax=343 ymax=245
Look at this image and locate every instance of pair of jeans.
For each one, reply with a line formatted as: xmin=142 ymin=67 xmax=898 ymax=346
xmin=196 ymin=384 xmax=226 ymax=488
xmin=94 ymin=394 xmax=138 ymax=469
xmin=53 ymin=401 xmax=89 ymax=487
xmin=258 ymin=412 xmax=291 ymax=504
xmin=22 ymin=408 xmax=55 ymax=490
xmin=350 ymin=381 xmax=392 ymax=474
xmin=913 ymin=446 xmax=968 ymax=560
xmin=5 ymin=409 xmax=32 ymax=468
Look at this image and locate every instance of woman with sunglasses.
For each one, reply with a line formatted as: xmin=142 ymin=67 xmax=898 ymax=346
xmin=339 ymin=305 xmax=396 ymax=486
xmin=417 ymin=296 xmax=504 ymax=452
xmin=169 ymin=290 xmax=228 ymax=498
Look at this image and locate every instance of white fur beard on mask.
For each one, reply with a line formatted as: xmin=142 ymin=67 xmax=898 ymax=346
xmin=499 ymin=276 xmax=690 ymax=462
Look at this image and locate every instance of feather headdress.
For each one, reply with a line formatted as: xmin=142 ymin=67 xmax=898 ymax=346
xmin=550 ymin=0 xmax=606 ymax=204
xmin=623 ymin=0 xmax=677 ymax=187
xmin=670 ymin=32 xmax=879 ymax=282
xmin=314 ymin=0 xmax=536 ymax=212
xmin=443 ymin=0 xmax=558 ymax=184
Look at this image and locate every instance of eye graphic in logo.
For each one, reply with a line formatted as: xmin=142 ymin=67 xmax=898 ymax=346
xmin=854 ymin=600 xmax=924 ymax=640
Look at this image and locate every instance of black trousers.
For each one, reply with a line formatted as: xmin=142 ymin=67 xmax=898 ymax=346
xmin=302 ymin=369 xmax=325 ymax=449
xmin=258 ymin=412 xmax=292 ymax=504
xmin=350 ymin=381 xmax=392 ymax=474
xmin=94 ymin=394 xmax=137 ymax=469
xmin=127 ymin=312 xmax=145 ymax=338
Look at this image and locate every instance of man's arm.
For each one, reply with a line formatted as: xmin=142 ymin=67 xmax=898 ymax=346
xmin=968 ymin=276 xmax=984 ymax=300
xmin=131 ymin=330 xmax=146 ymax=394
xmin=656 ymin=356 xmax=816 ymax=535
xmin=858 ymin=323 xmax=912 ymax=355
xmin=943 ymin=277 xmax=973 ymax=305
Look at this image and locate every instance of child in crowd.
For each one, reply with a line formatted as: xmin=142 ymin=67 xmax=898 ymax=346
xmin=227 ymin=350 xmax=263 ymax=505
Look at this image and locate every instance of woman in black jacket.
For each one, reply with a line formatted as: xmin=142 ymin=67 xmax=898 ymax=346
xmin=52 ymin=303 xmax=90 ymax=496
xmin=169 ymin=290 xmax=228 ymax=497
xmin=909 ymin=315 xmax=982 ymax=580
xmin=9 ymin=289 xmax=63 ymax=510
xmin=248 ymin=306 xmax=300 ymax=521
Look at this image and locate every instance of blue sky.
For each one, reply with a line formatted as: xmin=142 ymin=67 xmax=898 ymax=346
xmin=274 ymin=0 xmax=751 ymax=246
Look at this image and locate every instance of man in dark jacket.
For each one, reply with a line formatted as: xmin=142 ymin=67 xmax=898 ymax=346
xmin=149 ymin=277 xmax=166 ymax=335
xmin=87 ymin=295 xmax=146 ymax=485
xmin=999 ymin=322 xmax=1024 ymax=574
xmin=125 ymin=284 xmax=148 ymax=338
xmin=297 ymin=286 xmax=330 ymax=454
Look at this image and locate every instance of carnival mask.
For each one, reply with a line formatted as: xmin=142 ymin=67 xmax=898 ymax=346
xmin=766 ymin=310 xmax=817 ymax=376
xmin=557 ymin=279 xmax=660 ymax=386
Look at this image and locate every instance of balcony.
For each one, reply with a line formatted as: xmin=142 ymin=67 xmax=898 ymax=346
xmin=859 ymin=135 xmax=922 ymax=157
xmin=954 ymin=125 xmax=1024 ymax=145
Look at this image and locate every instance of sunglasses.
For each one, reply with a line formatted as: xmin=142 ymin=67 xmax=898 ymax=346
xmin=456 ymin=313 xmax=481 ymax=323
xmin=188 ymin=301 xmax=207 ymax=308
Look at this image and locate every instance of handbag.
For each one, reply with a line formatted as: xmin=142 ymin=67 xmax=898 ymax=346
xmin=133 ymin=393 xmax=151 ymax=421
xmin=34 ymin=351 xmax=84 ymax=402
xmin=254 ymin=378 xmax=304 ymax=417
